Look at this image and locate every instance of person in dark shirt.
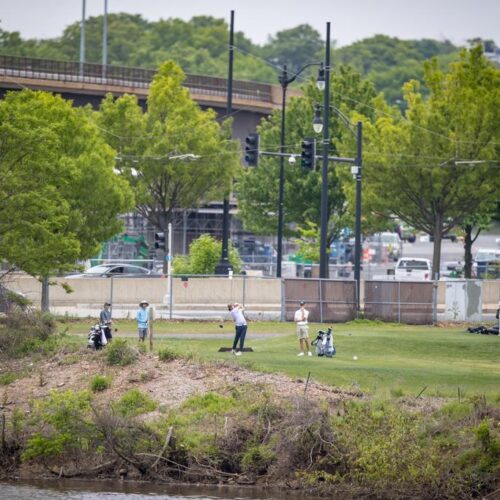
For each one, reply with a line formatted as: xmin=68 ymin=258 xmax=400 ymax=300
xmin=99 ymin=302 xmax=113 ymax=341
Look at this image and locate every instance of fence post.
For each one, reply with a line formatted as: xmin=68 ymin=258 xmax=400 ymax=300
xmin=432 ymin=279 xmax=438 ymax=325
xmin=242 ymin=274 xmax=246 ymax=308
xmin=109 ymin=276 xmax=114 ymax=316
xmin=169 ymin=273 xmax=173 ymax=320
xmin=319 ymin=278 xmax=323 ymax=323
xmin=280 ymin=278 xmax=285 ymax=322
xmin=397 ymin=281 xmax=401 ymax=323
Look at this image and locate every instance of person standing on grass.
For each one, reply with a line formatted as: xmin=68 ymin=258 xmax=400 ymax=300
xmin=294 ymin=301 xmax=312 ymax=357
xmin=136 ymin=300 xmax=149 ymax=342
xmin=99 ymin=302 xmax=113 ymax=342
xmin=228 ymin=302 xmax=247 ymax=356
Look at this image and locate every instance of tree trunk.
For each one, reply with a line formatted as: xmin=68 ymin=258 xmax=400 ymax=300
xmin=432 ymin=216 xmax=443 ymax=280
xmin=463 ymin=224 xmax=474 ymax=279
xmin=41 ymin=276 xmax=50 ymax=312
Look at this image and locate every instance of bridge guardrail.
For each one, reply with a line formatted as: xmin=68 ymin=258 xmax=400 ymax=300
xmin=0 ymin=54 xmax=273 ymax=103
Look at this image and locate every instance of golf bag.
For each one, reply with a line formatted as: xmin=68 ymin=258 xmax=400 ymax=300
xmin=311 ymin=327 xmax=336 ymax=357
xmin=467 ymin=325 xmax=499 ymax=335
xmin=87 ymin=324 xmax=107 ymax=350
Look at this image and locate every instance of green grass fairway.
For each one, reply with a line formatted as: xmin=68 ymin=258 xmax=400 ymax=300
xmin=61 ymin=319 xmax=500 ymax=400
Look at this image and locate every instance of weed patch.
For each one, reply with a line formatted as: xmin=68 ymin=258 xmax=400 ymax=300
xmin=113 ymin=389 xmax=157 ymax=417
xmin=90 ymin=375 xmax=111 ymax=393
xmin=106 ymin=339 xmax=137 ymax=366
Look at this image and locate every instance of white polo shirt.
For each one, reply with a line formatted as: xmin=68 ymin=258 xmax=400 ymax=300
xmin=294 ymin=307 xmax=309 ymax=326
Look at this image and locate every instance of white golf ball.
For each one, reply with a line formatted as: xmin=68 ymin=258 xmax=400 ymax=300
xmin=353 ymin=356 xmax=358 ymax=360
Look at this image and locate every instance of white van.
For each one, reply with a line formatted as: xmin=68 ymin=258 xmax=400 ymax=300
xmin=395 ymin=258 xmax=432 ymax=280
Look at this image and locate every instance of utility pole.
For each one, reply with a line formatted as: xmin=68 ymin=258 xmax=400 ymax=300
xmin=319 ymin=22 xmax=331 ymax=279
xmin=354 ymin=122 xmax=363 ymax=314
xmin=79 ymin=0 xmax=86 ymax=77
xmin=215 ymin=10 xmax=234 ymax=275
xmin=102 ymin=0 xmax=108 ymax=78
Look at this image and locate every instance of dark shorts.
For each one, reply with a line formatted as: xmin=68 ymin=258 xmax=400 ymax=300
xmin=103 ymin=326 xmax=113 ymax=340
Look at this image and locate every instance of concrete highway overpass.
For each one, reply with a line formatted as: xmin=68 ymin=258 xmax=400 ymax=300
xmin=0 ymin=54 xmax=301 ymax=139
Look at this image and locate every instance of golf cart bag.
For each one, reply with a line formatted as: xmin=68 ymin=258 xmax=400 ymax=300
xmin=87 ymin=324 xmax=107 ymax=350
xmin=467 ymin=325 xmax=499 ymax=335
xmin=311 ymin=327 xmax=336 ymax=357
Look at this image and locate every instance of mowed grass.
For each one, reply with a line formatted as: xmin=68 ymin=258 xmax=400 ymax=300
xmin=60 ymin=318 xmax=500 ymax=400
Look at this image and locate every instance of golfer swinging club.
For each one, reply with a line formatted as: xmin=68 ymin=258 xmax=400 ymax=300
xmin=228 ymin=302 xmax=247 ymax=356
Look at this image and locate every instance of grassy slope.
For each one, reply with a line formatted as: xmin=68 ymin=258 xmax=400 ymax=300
xmin=58 ymin=319 xmax=500 ymax=400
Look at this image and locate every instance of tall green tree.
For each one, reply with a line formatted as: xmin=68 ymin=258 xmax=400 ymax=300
xmin=334 ymin=35 xmax=459 ymax=103
xmin=0 ymin=89 xmax=134 ymax=306
xmin=347 ymin=46 xmax=500 ymax=277
xmin=172 ymin=234 xmax=241 ymax=275
xmin=261 ymin=24 xmax=324 ymax=73
xmin=97 ymin=61 xmax=240 ymax=244
xmin=236 ymin=66 xmax=377 ymax=253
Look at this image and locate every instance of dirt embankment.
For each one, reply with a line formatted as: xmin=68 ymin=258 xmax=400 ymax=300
xmin=1 ymin=348 xmax=361 ymax=419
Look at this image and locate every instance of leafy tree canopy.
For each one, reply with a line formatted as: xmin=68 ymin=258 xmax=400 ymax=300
xmin=236 ymin=65 xmax=377 ymax=249
xmin=340 ymin=46 xmax=500 ymax=277
xmin=0 ymin=89 xmax=134 ymax=278
xmin=0 ymin=15 xmax=472 ymax=100
xmin=96 ymin=60 xmax=241 ymax=236
xmin=172 ymin=234 xmax=241 ymax=274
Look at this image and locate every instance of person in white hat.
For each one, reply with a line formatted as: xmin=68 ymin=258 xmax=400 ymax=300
xmin=136 ymin=300 xmax=149 ymax=342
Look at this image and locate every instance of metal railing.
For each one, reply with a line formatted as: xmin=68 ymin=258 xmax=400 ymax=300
xmin=0 ymin=54 xmax=273 ymax=103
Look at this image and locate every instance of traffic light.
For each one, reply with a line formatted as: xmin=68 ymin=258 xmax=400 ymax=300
xmin=244 ymin=133 xmax=260 ymax=167
xmin=154 ymin=232 xmax=166 ymax=250
xmin=301 ymin=137 xmax=316 ymax=170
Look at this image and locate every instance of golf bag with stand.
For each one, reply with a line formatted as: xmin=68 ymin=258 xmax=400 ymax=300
xmin=87 ymin=324 xmax=108 ymax=350
xmin=311 ymin=327 xmax=336 ymax=357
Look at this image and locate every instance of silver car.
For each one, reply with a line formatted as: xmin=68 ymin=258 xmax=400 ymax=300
xmin=66 ymin=263 xmax=163 ymax=278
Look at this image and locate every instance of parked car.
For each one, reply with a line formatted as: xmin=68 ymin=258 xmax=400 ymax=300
xmin=66 ymin=263 xmax=163 ymax=278
xmin=395 ymin=258 xmax=432 ymax=281
xmin=474 ymin=248 xmax=500 ymax=278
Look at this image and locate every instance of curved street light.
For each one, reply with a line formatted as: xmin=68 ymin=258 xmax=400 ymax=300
xmin=276 ymin=63 xmax=324 ymax=278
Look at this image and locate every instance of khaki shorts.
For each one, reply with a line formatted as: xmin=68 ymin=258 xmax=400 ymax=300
xmin=296 ymin=324 xmax=309 ymax=339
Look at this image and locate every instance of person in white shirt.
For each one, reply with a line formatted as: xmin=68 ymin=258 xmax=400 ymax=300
xmin=228 ymin=303 xmax=247 ymax=356
xmin=294 ymin=301 xmax=312 ymax=357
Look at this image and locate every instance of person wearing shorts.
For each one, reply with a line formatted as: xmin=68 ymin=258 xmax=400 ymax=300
xmin=294 ymin=301 xmax=312 ymax=357
xmin=136 ymin=300 xmax=149 ymax=342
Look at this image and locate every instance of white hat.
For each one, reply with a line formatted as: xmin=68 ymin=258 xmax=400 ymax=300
xmin=139 ymin=300 xmax=149 ymax=306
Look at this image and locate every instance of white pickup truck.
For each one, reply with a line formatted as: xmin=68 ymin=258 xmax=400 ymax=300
xmin=395 ymin=258 xmax=432 ymax=280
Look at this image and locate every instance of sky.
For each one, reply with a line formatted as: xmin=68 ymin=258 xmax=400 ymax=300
xmin=1 ymin=0 xmax=499 ymax=47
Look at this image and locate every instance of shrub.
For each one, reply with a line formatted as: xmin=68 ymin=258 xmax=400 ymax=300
xmin=113 ymin=389 xmax=157 ymax=417
xmin=0 ymin=372 xmax=16 ymax=385
xmin=0 ymin=309 xmax=57 ymax=357
xmin=106 ymin=339 xmax=137 ymax=366
xmin=241 ymin=444 xmax=276 ymax=474
xmin=90 ymin=375 xmax=111 ymax=393
xmin=158 ymin=347 xmax=178 ymax=362
xmin=172 ymin=234 xmax=242 ymax=274
xmin=22 ymin=390 xmax=95 ymax=461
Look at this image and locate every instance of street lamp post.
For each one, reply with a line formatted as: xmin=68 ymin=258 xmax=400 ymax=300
xmin=276 ymin=63 xmax=325 ymax=278
xmin=312 ymin=106 xmax=363 ymax=313
xmin=276 ymin=66 xmax=288 ymax=278
xmin=354 ymin=122 xmax=363 ymax=313
xmin=319 ymin=22 xmax=331 ymax=279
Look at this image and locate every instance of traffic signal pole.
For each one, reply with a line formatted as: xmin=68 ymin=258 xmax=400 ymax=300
xmin=319 ymin=22 xmax=331 ymax=279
